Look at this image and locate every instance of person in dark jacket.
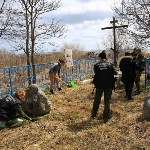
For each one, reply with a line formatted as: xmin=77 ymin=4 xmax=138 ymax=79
xmin=0 ymin=89 xmax=36 ymax=127
xmin=119 ymin=52 xmax=144 ymax=100
xmin=49 ymin=58 xmax=66 ymax=94
xmin=91 ymin=51 xmax=117 ymax=123
xmin=132 ymin=48 xmax=146 ymax=94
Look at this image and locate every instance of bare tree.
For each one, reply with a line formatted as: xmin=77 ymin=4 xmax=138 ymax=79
xmin=0 ymin=0 xmax=67 ymax=84
xmin=0 ymin=0 xmax=7 ymax=12
xmin=102 ymin=28 xmax=134 ymax=51
xmin=25 ymin=0 xmax=66 ymax=83
xmin=113 ymin=0 xmax=150 ymax=48
xmin=0 ymin=0 xmax=18 ymax=38
xmin=61 ymin=42 xmax=85 ymax=51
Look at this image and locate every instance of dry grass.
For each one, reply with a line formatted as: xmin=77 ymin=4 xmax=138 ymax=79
xmin=0 ymin=82 xmax=150 ymax=150
xmin=0 ymin=49 xmax=88 ymax=68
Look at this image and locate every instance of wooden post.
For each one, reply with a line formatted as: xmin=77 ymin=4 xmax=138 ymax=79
xmin=101 ymin=17 xmax=128 ymax=67
xmin=111 ymin=17 xmax=118 ymax=67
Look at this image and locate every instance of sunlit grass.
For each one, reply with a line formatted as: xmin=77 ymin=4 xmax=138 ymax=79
xmin=0 ymin=78 xmax=150 ymax=150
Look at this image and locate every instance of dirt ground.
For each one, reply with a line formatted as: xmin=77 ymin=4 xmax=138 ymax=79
xmin=0 ymin=81 xmax=150 ymax=150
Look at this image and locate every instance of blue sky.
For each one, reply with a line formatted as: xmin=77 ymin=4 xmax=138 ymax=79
xmin=0 ymin=0 xmax=115 ymax=53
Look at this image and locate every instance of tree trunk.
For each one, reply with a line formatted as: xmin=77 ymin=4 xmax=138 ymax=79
xmin=25 ymin=6 xmax=31 ymax=85
xmin=30 ymin=1 xmax=36 ymax=84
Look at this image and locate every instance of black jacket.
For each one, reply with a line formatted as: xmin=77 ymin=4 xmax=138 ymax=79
xmin=49 ymin=63 xmax=62 ymax=78
xmin=0 ymin=95 xmax=21 ymax=114
xmin=119 ymin=56 xmax=144 ymax=84
xmin=93 ymin=60 xmax=117 ymax=89
xmin=0 ymin=95 xmax=31 ymax=121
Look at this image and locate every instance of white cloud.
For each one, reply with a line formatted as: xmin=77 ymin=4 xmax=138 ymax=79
xmin=0 ymin=0 xmax=115 ymax=52
xmin=43 ymin=0 xmax=115 ymax=51
xmin=57 ymin=0 xmax=113 ymax=15
xmin=49 ymin=17 xmax=114 ymax=51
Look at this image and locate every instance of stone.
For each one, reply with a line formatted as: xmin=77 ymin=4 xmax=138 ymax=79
xmin=22 ymin=84 xmax=51 ymax=117
xmin=143 ymin=96 xmax=150 ymax=120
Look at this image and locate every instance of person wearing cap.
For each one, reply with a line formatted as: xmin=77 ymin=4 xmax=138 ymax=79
xmin=0 ymin=89 xmax=36 ymax=127
xmin=119 ymin=52 xmax=144 ymax=100
xmin=49 ymin=58 xmax=66 ymax=94
xmin=132 ymin=48 xmax=146 ymax=94
xmin=91 ymin=51 xmax=117 ymax=123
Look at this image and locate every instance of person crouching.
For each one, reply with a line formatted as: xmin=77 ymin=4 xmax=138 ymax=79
xmin=0 ymin=89 xmax=36 ymax=127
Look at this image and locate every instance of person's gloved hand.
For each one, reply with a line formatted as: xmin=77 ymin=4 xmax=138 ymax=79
xmin=30 ymin=117 xmax=38 ymax=122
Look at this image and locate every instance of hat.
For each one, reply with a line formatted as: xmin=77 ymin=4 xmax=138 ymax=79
xmin=98 ymin=51 xmax=106 ymax=59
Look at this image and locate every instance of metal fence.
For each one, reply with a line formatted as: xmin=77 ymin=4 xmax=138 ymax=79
xmin=0 ymin=58 xmax=96 ymax=97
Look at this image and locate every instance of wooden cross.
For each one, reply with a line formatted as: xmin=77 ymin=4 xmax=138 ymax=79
xmin=101 ymin=17 xmax=128 ymax=67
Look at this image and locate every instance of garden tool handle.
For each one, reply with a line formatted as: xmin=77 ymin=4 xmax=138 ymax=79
xmin=50 ymin=73 xmax=68 ymax=85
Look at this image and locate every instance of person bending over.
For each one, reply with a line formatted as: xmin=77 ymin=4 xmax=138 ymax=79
xmin=0 ymin=89 xmax=36 ymax=127
xmin=49 ymin=58 xmax=66 ymax=94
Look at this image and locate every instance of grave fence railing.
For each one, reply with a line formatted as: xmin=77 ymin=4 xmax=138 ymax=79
xmin=0 ymin=58 xmax=97 ymax=97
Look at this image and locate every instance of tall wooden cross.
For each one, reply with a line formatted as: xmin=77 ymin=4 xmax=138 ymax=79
xmin=101 ymin=17 xmax=128 ymax=67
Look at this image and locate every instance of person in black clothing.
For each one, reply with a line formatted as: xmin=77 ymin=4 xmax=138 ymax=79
xmin=119 ymin=52 xmax=144 ymax=100
xmin=91 ymin=51 xmax=117 ymax=123
xmin=132 ymin=48 xmax=146 ymax=94
xmin=0 ymin=89 xmax=36 ymax=127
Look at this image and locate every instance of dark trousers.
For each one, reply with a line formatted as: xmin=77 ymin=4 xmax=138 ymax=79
xmin=135 ymin=71 xmax=142 ymax=92
xmin=124 ymin=82 xmax=134 ymax=99
xmin=91 ymin=88 xmax=112 ymax=119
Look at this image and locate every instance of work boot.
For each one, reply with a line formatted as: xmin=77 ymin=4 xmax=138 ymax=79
xmin=127 ymin=97 xmax=134 ymax=100
xmin=103 ymin=118 xmax=109 ymax=123
xmin=58 ymin=88 xmax=62 ymax=91
xmin=126 ymin=95 xmax=134 ymax=100
xmin=103 ymin=110 xmax=113 ymax=123
xmin=50 ymin=89 xmax=54 ymax=94
xmin=103 ymin=116 xmax=111 ymax=123
xmin=134 ymin=90 xmax=140 ymax=95
xmin=126 ymin=94 xmax=133 ymax=100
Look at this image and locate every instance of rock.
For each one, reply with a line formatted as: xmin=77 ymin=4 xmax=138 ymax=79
xmin=115 ymin=71 xmax=124 ymax=89
xmin=143 ymin=96 xmax=150 ymax=120
xmin=22 ymin=84 xmax=51 ymax=117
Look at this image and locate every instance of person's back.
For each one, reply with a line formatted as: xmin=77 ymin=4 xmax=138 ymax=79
xmin=0 ymin=90 xmax=34 ymax=122
xmin=119 ymin=54 xmax=136 ymax=83
xmin=91 ymin=51 xmax=117 ymax=123
xmin=0 ymin=95 xmax=21 ymax=121
xmin=49 ymin=63 xmax=61 ymax=75
xmin=119 ymin=52 xmax=144 ymax=100
xmin=94 ymin=60 xmax=115 ymax=89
